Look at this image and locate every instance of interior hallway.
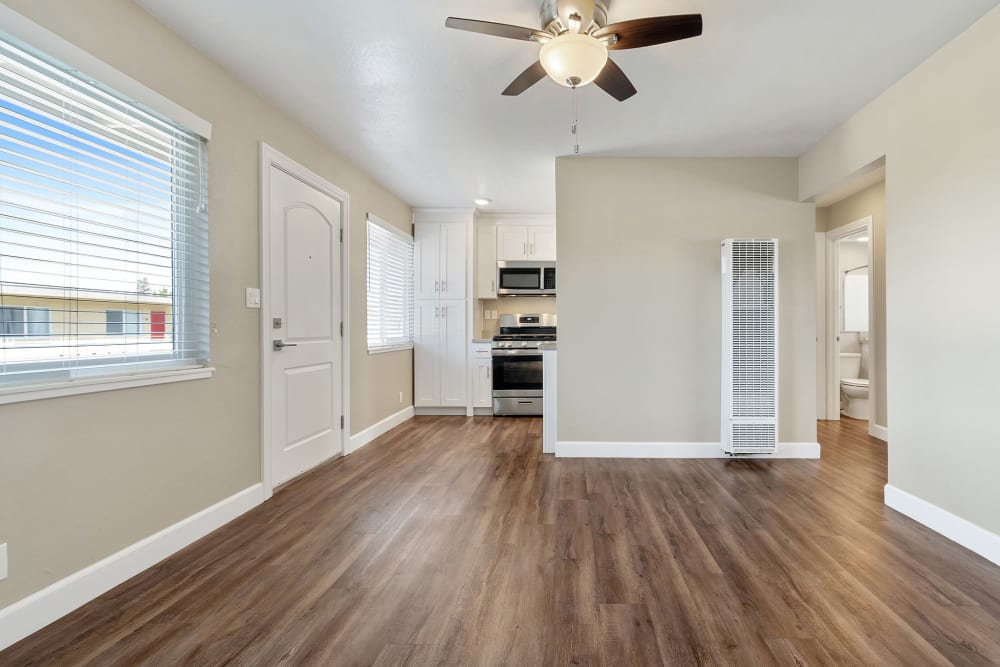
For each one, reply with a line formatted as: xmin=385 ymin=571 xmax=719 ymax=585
xmin=3 ymin=417 xmax=999 ymax=666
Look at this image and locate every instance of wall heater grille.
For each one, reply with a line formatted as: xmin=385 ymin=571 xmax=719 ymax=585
xmin=722 ymin=239 xmax=778 ymax=455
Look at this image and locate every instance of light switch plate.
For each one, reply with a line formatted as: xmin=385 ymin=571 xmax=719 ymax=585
xmin=245 ymin=287 xmax=261 ymax=309
xmin=0 ymin=543 xmax=7 ymax=581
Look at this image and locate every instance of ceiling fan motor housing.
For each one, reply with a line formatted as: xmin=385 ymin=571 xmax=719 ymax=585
xmin=540 ymin=0 xmax=609 ymax=34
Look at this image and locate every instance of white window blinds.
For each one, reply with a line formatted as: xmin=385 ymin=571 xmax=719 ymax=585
xmin=366 ymin=214 xmax=413 ymax=354
xmin=0 ymin=33 xmax=210 ymax=387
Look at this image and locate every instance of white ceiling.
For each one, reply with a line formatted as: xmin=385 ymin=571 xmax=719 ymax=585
xmin=136 ymin=0 xmax=998 ymax=212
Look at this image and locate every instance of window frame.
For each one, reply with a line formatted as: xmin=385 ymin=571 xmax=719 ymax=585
xmin=366 ymin=214 xmax=415 ymax=355
xmin=0 ymin=14 xmax=213 ymax=405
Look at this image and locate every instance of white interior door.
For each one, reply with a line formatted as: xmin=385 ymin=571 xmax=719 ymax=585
xmin=268 ymin=166 xmax=343 ymax=486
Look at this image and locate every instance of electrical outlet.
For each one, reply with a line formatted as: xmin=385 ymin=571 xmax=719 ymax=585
xmin=0 ymin=543 xmax=7 ymax=581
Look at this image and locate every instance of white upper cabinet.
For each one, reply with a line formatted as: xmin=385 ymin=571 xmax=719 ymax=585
xmin=414 ymin=222 xmax=441 ymax=300
xmin=495 ymin=223 xmax=556 ymax=262
xmin=439 ymin=223 xmax=466 ymax=300
xmin=476 ymin=221 xmax=498 ymax=299
xmin=415 ymin=221 xmax=466 ymax=300
xmin=529 ymin=226 xmax=557 ymax=261
xmin=497 ymin=225 xmax=529 ymax=261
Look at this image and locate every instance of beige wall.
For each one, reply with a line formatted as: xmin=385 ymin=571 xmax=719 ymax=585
xmin=820 ymin=181 xmax=888 ymax=427
xmin=555 ymin=157 xmax=817 ymax=444
xmin=0 ymin=0 xmax=412 ymax=608
xmin=800 ymin=6 xmax=1000 ymax=534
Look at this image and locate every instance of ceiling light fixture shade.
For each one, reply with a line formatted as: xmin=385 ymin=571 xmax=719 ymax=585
xmin=474 ymin=198 xmax=492 ymax=206
xmin=539 ymin=33 xmax=608 ymax=88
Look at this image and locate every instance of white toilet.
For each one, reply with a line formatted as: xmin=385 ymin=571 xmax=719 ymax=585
xmin=839 ymin=352 xmax=870 ymax=420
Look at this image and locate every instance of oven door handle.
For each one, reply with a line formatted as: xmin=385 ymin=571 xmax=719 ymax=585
xmin=491 ymin=349 xmax=544 ymax=357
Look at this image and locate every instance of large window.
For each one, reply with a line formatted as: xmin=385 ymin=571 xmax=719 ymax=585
xmin=366 ymin=214 xmax=414 ymax=354
xmin=0 ymin=33 xmax=209 ymax=391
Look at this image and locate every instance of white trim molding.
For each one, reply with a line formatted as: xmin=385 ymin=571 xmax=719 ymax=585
xmin=555 ymin=442 xmax=820 ymax=459
xmin=884 ymin=484 xmax=1000 ymax=567
xmin=347 ymin=406 xmax=414 ymax=455
xmin=870 ymin=424 xmax=889 ymax=442
xmin=0 ymin=484 xmax=264 ymax=652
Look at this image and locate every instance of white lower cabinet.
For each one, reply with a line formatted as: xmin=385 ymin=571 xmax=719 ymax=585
xmin=471 ymin=342 xmax=492 ymax=409
xmin=415 ymin=299 xmax=467 ymax=408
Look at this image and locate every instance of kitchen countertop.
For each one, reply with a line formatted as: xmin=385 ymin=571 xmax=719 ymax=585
xmin=538 ymin=342 xmax=557 ymax=350
xmin=472 ymin=338 xmax=492 ymax=344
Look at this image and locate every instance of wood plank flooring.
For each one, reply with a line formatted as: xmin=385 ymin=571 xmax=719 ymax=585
xmin=3 ymin=416 xmax=1000 ymax=666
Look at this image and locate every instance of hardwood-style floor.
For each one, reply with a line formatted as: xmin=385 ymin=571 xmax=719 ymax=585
xmin=4 ymin=417 xmax=1000 ymax=666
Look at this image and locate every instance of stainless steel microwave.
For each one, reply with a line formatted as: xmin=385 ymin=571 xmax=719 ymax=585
xmin=496 ymin=261 xmax=556 ymax=296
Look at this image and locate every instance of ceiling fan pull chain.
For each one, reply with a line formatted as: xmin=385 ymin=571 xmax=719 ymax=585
xmin=572 ymin=86 xmax=580 ymax=154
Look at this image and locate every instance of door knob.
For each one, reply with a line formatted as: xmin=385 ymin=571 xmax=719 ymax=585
xmin=273 ymin=340 xmax=298 ymax=350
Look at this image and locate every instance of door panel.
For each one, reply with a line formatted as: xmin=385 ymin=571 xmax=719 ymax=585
xmin=473 ymin=359 xmax=491 ymax=408
xmin=285 ymin=206 xmax=333 ymax=340
xmin=529 ymin=226 xmax=557 ymax=261
xmin=268 ymin=166 xmax=342 ymax=486
xmin=414 ymin=300 xmax=441 ymax=406
xmin=440 ymin=300 xmax=467 ymax=407
xmin=414 ymin=223 xmax=441 ymax=300
xmin=497 ymin=225 xmax=528 ymax=261
xmin=439 ymin=223 xmax=466 ymax=299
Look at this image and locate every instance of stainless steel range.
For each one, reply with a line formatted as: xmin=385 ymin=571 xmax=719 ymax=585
xmin=492 ymin=313 xmax=556 ymax=416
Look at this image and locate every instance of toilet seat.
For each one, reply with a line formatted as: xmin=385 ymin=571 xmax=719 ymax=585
xmin=841 ymin=378 xmax=869 ymax=388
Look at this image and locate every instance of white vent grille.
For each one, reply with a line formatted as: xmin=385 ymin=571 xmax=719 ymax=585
xmin=722 ymin=239 xmax=778 ymax=455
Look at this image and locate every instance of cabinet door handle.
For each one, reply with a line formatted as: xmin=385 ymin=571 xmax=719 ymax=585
xmin=523 ymin=242 xmax=527 ymax=256
xmin=491 ymin=279 xmax=495 ymax=293
xmin=441 ymin=279 xmax=447 ymax=293
xmin=434 ymin=279 xmax=439 ymax=293
xmin=487 ymin=367 xmax=491 ymax=378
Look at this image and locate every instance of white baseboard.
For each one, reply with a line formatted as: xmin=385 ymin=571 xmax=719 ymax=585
xmin=413 ymin=407 xmax=466 ymax=416
xmin=555 ymin=441 xmax=821 ymax=459
xmin=0 ymin=483 xmax=264 ymax=651
xmin=884 ymin=484 xmax=1000 ymax=567
xmin=347 ymin=406 xmax=414 ymax=455
xmin=870 ymin=423 xmax=889 ymax=441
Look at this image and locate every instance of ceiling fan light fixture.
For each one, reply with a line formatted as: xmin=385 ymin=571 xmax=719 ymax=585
xmin=539 ymin=33 xmax=608 ymax=88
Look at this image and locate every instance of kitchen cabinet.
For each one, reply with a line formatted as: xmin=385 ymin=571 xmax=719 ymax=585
xmin=415 ymin=299 xmax=467 ymax=407
xmin=415 ymin=221 xmax=466 ymax=300
xmin=471 ymin=341 xmax=492 ymax=409
xmin=495 ymin=224 xmax=556 ymax=261
xmin=476 ymin=220 xmax=497 ymax=299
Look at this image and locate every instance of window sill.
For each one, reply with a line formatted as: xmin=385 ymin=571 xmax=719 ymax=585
xmin=368 ymin=345 xmax=414 ymax=356
xmin=0 ymin=366 xmax=215 ymax=405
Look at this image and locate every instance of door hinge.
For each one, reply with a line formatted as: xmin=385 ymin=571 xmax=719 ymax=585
xmin=340 ymin=321 xmax=343 ymax=336
xmin=340 ymin=415 xmax=344 ymax=429
xmin=340 ymin=228 xmax=343 ymax=242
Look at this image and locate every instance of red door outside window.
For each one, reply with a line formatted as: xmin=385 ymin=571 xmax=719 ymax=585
xmin=150 ymin=311 xmax=166 ymax=339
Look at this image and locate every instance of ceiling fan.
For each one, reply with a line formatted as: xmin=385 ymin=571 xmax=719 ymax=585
xmin=445 ymin=0 xmax=703 ymax=101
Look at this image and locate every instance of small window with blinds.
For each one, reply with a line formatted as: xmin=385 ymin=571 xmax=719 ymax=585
xmin=0 ymin=33 xmax=210 ymax=391
xmin=366 ymin=214 xmax=413 ymax=354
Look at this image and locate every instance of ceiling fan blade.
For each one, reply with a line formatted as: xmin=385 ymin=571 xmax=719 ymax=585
xmin=446 ymin=17 xmax=547 ymax=42
xmin=502 ymin=61 xmax=547 ymax=96
xmin=593 ymin=14 xmax=703 ymax=50
xmin=594 ymin=59 xmax=637 ymax=102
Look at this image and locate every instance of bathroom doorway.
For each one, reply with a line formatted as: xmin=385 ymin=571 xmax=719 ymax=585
xmin=824 ymin=217 xmax=876 ymax=426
